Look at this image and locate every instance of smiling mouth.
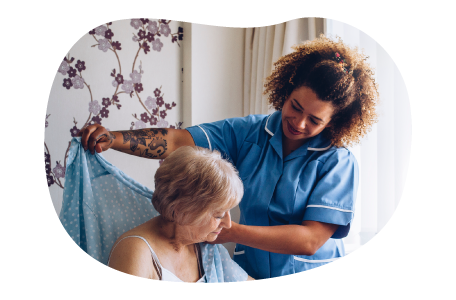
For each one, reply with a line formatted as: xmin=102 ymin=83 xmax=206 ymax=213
xmin=287 ymin=121 xmax=303 ymax=135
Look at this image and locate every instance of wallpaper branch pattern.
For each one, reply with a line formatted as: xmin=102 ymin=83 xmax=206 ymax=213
xmin=46 ymin=19 xmax=184 ymax=189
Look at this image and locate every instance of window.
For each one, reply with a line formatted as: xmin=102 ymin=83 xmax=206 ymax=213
xmin=326 ymin=18 xmax=456 ymax=254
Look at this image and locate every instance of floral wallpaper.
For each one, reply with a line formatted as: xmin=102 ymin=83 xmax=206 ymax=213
xmin=45 ymin=18 xmax=184 ymax=213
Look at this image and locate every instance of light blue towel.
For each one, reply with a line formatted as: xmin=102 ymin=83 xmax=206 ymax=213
xmin=59 ymin=137 xmax=247 ymax=282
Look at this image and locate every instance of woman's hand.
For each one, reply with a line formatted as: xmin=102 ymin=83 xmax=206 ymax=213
xmin=78 ymin=124 xmax=116 ymax=155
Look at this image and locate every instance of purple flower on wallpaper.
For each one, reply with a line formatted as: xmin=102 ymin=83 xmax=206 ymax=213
xmin=75 ymin=60 xmax=86 ymax=72
xmin=130 ymin=70 xmax=142 ymax=84
xmin=112 ymin=79 xmax=119 ymax=87
xmin=130 ymin=19 xmax=142 ymax=30
xmin=67 ymin=67 xmax=77 ymax=78
xmin=121 ymin=80 xmax=134 ymax=93
xmin=140 ymin=18 xmax=149 ymax=24
xmin=138 ymin=29 xmax=146 ymax=40
xmin=134 ymin=83 xmax=143 ymax=93
xmin=92 ymin=115 xmax=102 ymax=124
xmin=156 ymin=96 xmax=164 ymax=107
xmin=102 ymin=98 xmax=111 ymax=107
xmin=142 ymin=42 xmax=150 ymax=54
xmin=88 ymin=100 xmax=101 ymax=115
xmin=146 ymin=32 xmax=154 ymax=42
xmin=115 ymin=74 xmax=124 ymax=84
xmin=145 ymin=96 xmax=157 ymax=110
xmin=45 ymin=164 xmax=51 ymax=175
xmin=45 ymin=120 xmax=48 ymax=128
xmin=53 ymin=162 xmax=65 ymax=179
xmin=100 ymin=107 xmax=109 ymax=118
xmin=132 ymin=35 xmax=139 ymax=42
xmin=98 ymin=38 xmax=111 ymax=52
xmin=152 ymin=38 xmax=163 ymax=52
xmin=58 ymin=61 xmax=70 ymax=75
xmin=147 ymin=21 xmax=159 ymax=34
xmin=140 ymin=112 xmax=149 ymax=123
xmin=160 ymin=23 xmax=171 ymax=37
xmin=70 ymin=126 xmax=80 ymax=137
xmin=47 ymin=175 xmax=54 ymax=187
xmin=111 ymin=41 xmax=121 ymax=50
xmin=63 ymin=78 xmax=73 ymax=89
xmin=95 ymin=25 xmax=108 ymax=36
xmin=157 ymin=118 xmax=168 ymax=128
xmin=71 ymin=75 xmax=84 ymax=89
xmin=45 ymin=153 xmax=50 ymax=163
xmin=153 ymin=88 xmax=161 ymax=97
xmin=104 ymin=29 xmax=114 ymax=39
xmin=135 ymin=120 xmax=146 ymax=129
xmin=149 ymin=116 xmax=158 ymax=126
xmin=160 ymin=110 xmax=167 ymax=119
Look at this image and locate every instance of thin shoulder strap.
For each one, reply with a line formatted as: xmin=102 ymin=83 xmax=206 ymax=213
xmin=108 ymin=235 xmax=163 ymax=280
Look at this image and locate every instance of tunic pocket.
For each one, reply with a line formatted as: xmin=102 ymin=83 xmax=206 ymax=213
xmin=293 ymin=256 xmax=344 ymax=283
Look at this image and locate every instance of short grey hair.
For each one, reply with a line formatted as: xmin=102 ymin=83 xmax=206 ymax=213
xmin=152 ymin=146 xmax=244 ymax=225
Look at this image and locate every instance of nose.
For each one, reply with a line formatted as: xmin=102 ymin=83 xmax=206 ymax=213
xmin=295 ymin=116 xmax=306 ymax=130
xmin=221 ymin=211 xmax=232 ymax=229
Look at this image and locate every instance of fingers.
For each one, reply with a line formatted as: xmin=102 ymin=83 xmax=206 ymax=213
xmin=80 ymin=124 xmax=100 ymax=151
xmin=87 ymin=127 xmax=109 ymax=155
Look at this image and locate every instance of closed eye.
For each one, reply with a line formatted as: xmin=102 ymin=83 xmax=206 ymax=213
xmin=291 ymin=104 xmax=318 ymax=125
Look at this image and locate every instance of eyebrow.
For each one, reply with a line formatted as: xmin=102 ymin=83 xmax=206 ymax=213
xmin=292 ymin=99 xmax=324 ymax=122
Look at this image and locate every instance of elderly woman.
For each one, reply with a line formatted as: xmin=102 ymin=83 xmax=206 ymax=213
xmin=107 ymin=146 xmax=254 ymax=282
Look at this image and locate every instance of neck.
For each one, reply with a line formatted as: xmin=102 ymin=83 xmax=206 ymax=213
xmin=154 ymin=216 xmax=196 ymax=252
xmin=282 ymin=134 xmax=307 ymax=157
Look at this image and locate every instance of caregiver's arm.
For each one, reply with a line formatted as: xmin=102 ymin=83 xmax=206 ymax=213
xmin=79 ymin=124 xmax=195 ymax=158
xmin=216 ymin=221 xmax=338 ymax=256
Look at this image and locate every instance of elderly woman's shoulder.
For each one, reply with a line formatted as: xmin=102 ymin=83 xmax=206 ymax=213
xmin=109 ymin=228 xmax=159 ymax=279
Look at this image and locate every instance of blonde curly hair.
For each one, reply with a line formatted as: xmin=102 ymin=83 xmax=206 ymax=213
xmin=152 ymin=146 xmax=243 ymax=226
xmin=264 ymin=34 xmax=379 ymax=147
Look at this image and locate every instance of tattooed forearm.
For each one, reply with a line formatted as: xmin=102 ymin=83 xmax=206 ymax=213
xmin=117 ymin=128 xmax=169 ymax=158
xmin=107 ymin=132 xmax=116 ymax=147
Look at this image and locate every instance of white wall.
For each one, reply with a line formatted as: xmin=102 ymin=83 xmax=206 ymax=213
xmin=183 ymin=23 xmax=245 ymax=255
xmin=187 ymin=24 xmax=245 ymax=125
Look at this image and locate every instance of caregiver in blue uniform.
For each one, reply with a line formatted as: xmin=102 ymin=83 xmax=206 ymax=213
xmin=80 ymin=35 xmax=379 ymax=280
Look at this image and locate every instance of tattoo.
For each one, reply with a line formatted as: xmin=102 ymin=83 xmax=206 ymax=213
xmin=149 ymin=137 xmax=168 ymax=156
xmin=107 ymin=132 xmax=116 ymax=147
xmin=119 ymin=128 xmax=169 ymax=157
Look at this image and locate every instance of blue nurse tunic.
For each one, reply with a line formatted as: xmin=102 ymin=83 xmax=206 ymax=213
xmin=186 ymin=111 xmax=359 ymax=279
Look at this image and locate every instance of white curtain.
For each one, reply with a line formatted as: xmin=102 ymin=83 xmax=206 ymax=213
xmin=243 ymin=18 xmax=325 ymax=116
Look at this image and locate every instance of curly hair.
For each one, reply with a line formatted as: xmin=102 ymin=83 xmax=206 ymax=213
xmin=264 ymin=34 xmax=379 ymax=147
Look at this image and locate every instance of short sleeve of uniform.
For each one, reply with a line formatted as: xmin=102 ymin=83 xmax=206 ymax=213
xmin=303 ymin=149 xmax=359 ymax=239
xmin=185 ymin=115 xmax=264 ymax=165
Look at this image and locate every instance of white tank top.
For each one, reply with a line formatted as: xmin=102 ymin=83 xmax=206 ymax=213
xmin=108 ymin=235 xmax=206 ymax=283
